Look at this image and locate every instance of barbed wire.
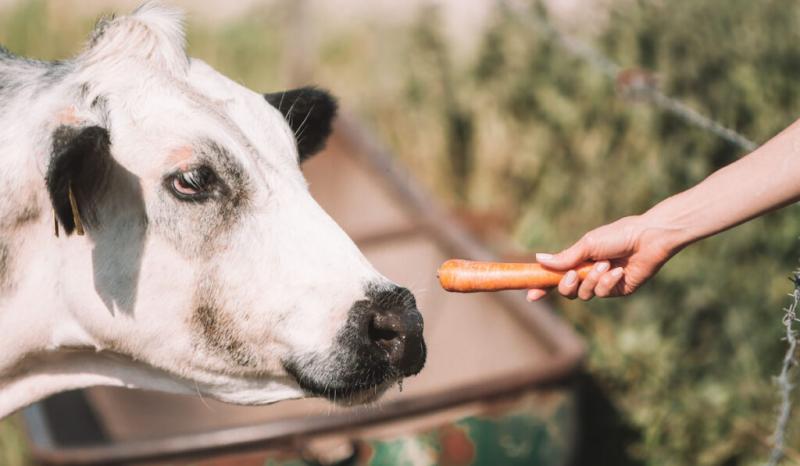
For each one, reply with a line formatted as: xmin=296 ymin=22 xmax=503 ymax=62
xmin=505 ymin=1 xmax=797 ymax=463
xmin=508 ymin=0 xmax=759 ymax=153
xmin=767 ymin=274 xmax=800 ymax=466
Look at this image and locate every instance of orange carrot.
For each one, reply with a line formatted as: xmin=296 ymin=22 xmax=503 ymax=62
xmin=437 ymin=259 xmax=596 ymax=293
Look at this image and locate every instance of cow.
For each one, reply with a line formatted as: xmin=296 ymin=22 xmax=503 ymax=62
xmin=0 ymin=2 xmax=425 ymax=419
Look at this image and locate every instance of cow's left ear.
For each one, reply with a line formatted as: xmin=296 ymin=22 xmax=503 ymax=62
xmin=46 ymin=125 xmax=112 ymax=235
xmin=264 ymin=87 xmax=337 ymax=163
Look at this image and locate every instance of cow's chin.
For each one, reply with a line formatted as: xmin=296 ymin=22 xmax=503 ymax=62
xmin=282 ymin=353 xmax=400 ymax=406
xmin=296 ymin=376 xmax=395 ymax=406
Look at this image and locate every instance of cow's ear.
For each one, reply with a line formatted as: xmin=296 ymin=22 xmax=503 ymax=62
xmin=46 ymin=126 xmax=112 ymax=235
xmin=264 ymin=87 xmax=337 ymax=163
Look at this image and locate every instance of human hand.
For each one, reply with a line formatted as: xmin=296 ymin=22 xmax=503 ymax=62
xmin=526 ymin=215 xmax=683 ymax=301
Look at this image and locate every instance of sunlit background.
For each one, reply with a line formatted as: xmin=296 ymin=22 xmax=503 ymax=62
xmin=3 ymin=0 xmax=800 ymax=464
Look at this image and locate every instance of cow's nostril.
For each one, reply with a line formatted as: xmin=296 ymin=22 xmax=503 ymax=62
xmin=365 ymin=311 xmax=425 ymax=377
xmin=368 ymin=316 xmax=399 ymax=344
xmin=368 ymin=312 xmax=405 ymax=362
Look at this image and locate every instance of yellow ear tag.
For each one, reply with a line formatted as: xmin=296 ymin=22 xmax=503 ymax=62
xmin=67 ymin=183 xmax=84 ymax=236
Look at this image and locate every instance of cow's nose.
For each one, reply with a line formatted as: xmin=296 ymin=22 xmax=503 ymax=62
xmin=367 ymin=287 xmax=425 ymax=376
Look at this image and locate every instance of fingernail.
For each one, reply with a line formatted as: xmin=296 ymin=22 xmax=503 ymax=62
xmin=536 ymin=253 xmax=554 ymax=262
xmin=612 ymin=267 xmax=624 ymax=277
xmin=595 ymin=262 xmax=609 ymax=272
xmin=564 ymin=270 xmax=577 ymax=285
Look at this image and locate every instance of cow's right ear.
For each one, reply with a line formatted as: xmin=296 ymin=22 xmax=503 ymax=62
xmin=46 ymin=126 xmax=112 ymax=235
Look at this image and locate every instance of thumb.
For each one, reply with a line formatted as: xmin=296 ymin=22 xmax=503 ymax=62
xmin=536 ymin=241 xmax=589 ymax=270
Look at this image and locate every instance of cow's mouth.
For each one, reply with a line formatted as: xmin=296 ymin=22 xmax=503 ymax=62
xmin=282 ymin=356 xmax=402 ymax=405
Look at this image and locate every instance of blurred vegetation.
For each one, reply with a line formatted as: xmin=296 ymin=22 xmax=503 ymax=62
xmin=314 ymin=1 xmax=800 ymax=464
xmin=2 ymin=0 xmax=800 ymax=464
xmin=0 ymin=415 xmax=30 ymax=466
xmin=315 ymin=1 xmax=800 ymax=465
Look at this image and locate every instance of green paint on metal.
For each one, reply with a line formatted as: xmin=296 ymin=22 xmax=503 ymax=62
xmin=369 ymin=435 xmax=439 ymax=466
xmin=255 ymin=391 xmax=574 ymax=466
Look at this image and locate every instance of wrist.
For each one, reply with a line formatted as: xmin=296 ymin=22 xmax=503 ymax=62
xmin=637 ymin=206 xmax=699 ymax=254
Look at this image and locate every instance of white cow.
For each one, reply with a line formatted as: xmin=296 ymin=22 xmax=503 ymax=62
xmin=0 ymin=2 xmax=425 ymax=419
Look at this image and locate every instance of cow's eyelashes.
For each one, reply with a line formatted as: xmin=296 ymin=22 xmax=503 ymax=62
xmin=167 ymin=166 xmax=219 ymax=201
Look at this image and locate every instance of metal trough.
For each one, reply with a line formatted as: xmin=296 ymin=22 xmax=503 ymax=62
xmin=23 ymin=114 xmax=585 ymax=465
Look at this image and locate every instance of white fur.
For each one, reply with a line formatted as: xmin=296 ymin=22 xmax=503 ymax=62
xmin=0 ymin=2 xmax=394 ymax=418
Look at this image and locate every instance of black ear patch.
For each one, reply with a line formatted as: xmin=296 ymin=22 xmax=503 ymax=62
xmin=46 ymin=126 xmax=112 ymax=235
xmin=264 ymin=87 xmax=338 ymax=162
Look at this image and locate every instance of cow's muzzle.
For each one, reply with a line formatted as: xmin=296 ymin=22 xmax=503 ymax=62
xmin=282 ymin=284 xmax=426 ymax=403
xmin=364 ymin=286 xmax=425 ymax=377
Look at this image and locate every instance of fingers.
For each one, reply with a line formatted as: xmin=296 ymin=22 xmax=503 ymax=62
xmin=526 ymin=289 xmax=547 ymax=302
xmin=577 ymin=261 xmax=609 ymax=300
xmin=559 ymin=263 xmax=625 ymax=301
xmin=595 ymin=267 xmax=625 ymax=298
xmin=528 ymin=266 xmax=588 ymax=302
xmin=557 ymin=270 xmax=580 ymax=298
xmin=536 ymin=240 xmax=590 ymax=271
xmin=529 ymin=262 xmax=627 ymax=303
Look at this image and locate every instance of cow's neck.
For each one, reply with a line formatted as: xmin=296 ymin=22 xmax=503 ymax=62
xmin=0 ymin=64 xmax=110 ymax=416
xmin=0 ymin=349 xmax=197 ymax=419
xmin=0 ymin=353 xmax=122 ymax=419
xmin=0 ymin=249 xmax=193 ymax=418
xmin=0 ymin=184 xmax=106 ymax=417
xmin=0 ymin=213 xmax=196 ymax=418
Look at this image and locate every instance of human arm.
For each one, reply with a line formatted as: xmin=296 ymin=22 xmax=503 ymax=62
xmin=528 ymin=117 xmax=800 ymax=301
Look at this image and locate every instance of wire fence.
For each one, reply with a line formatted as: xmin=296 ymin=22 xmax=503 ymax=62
xmin=506 ymin=1 xmax=796 ymax=463
xmin=516 ymin=2 xmax=759 ymax=153
xmin=768 ymin=275 xmax=800 ymax=466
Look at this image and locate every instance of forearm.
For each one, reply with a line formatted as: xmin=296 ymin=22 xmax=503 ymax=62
xmin=643 ymin=118 xmax=800 ymax=249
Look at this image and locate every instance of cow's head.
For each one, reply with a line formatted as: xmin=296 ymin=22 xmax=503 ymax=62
xmin=42 ymin=3 xmax=424 ymax=405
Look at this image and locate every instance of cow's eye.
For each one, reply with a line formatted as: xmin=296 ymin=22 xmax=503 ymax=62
xmin=168 ymin=166 xmax=218 ymax=201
